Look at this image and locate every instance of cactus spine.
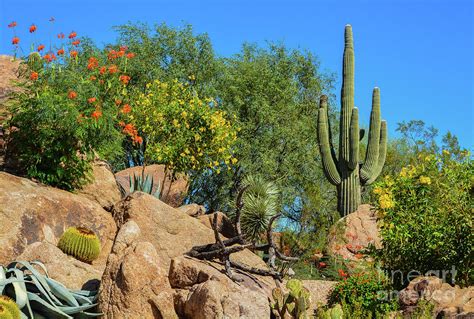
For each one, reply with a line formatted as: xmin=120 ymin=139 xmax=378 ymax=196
xmin=317 ymin=25 xmax=387 ymax=216
xmin=57 ymin=227 xmax=101 ymax=263
xmin=0 ymin=296 xmax=20 ymax=319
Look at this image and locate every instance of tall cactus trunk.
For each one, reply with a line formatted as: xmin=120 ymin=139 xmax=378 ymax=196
xmin=316 ymin=25 xmax=388 ymax=217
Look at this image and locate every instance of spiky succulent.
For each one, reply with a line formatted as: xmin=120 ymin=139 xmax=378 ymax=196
xmin=0 ymin=261 xmax=100 ymax=318
xmin=57 ymin=227 xmax=101 ymax=263
xmin=0 ymin=296 xmax=20 ymax=319
xmin=129 ymin=172 xmax=161 ymax=198
xmin=238 ymin=175 xmax=279 ymax=242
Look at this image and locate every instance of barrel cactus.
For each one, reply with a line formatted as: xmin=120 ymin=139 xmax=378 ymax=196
xmin=317 ymin=24 xmax=387 ymax=216
xmin=0 ymin=296 xmax=20 ymax=319
xmin=27 ymin=52 xmax=43 ymax=71
xmin=57 ymin=227 xmax=101 ymax=263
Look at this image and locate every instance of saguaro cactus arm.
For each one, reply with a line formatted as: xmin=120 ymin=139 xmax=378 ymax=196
xmin=348 ymin=107 xmax=360 ymax=170
xmin=365 ymin=120 xmax=387 ymax=185
xmin=360 ymin=87 xmax=382 ymax=181
xmin=317 ymin=96 xmax=341 ymax=185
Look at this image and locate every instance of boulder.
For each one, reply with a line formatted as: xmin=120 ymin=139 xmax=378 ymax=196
xmin=197 ymin=212 xmax=237 ymax=238
xmin=399 ymin=276 xmax=474 ymax=318
xmin=115 ymin=165 xmax=188 ymax=207
xmin=178 ymin=203 xmax=206 ymax=217
xmin=169 ymin=256 xmax=272 ymax=319
xmin=77 ymin=160 xmax=122 ymax=210
xmin=17 ymin=242 xmax=102 ymax=290
xmin=99 ymin=220 xmax=177 ymax=318
xmin=302 ymin=280 xmax=337 ymax=313
xmin=0 ymin=172 xmax=117 ymax=267
xmin=327 ymin=204 xmax=381 ymax=261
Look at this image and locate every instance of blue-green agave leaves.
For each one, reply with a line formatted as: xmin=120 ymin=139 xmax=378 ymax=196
xmin=129 ymin=172 xmax=161 ymax=198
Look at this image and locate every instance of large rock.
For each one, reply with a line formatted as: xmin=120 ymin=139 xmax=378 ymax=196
xmin=169 ymin=256 xmax=272 ymax=319
xmin=197 ymin=212 xmax=237 ymax=238
xmin=18 ymin=242 xmax=103 ymax=290
xmin=327 ymin=204 xmax=381 ymax=261
xmin=99 ymin=221 xmax=177 ymax=318
xmin=302 ymin=280 xmax=338 ymax=314
xmin=0 ymin=172 xmax=117 ymax=267
xmin=399 ymin=276 xmax=474 ymax=318
xmin=178 ymin=203 xmax=206 ymax=217
xmin=77 ymin=160 xmax=122 ymax=210
xmin=115 ymin=165 xmax=188 ymax=207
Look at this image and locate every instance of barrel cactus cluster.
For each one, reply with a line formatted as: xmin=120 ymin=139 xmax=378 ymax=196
xmin=57 ymin=227 xmax=101 ymax=263
xmin=0 ymin=296 xmax=21 ymax=319
xmin=317 ymin=24 xmax=387 ymax=216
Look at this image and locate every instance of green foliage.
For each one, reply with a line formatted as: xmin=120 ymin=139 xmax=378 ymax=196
xmin=0 ymin=296 xmax=20 ymax=319
xmin=271 ymin=279 xmax=311 ymax=319
xmin=328 ymin=269 xmax=398 ymax=317
xmin=57 ymin=227 xmax=101 ymax=263
xmin=236 ymin=175 xmax=279 ymax=242
xmin=371 ymin=150 xmax=473 ymax=287
xmin=8 ymin=38 xmax=138 ymax=190
xmin=0 ymin=261 xmax=99 ymax=318
xmin=317 ymin=25 xmax=387 ymax=216
xmin=129 ymin=171 xmax=161 ymax=198
xmin=130 ymin=79 xmax=238 ymax=177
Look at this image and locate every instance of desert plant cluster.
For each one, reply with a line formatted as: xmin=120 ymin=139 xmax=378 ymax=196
xmin=0 ymin=17 xmax=471 ymax=319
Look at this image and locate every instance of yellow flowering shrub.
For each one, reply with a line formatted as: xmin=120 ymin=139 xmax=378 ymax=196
xmin=129 ymin=79 xmax=238 ymax=175
xmin=371 ymin=151 xmax=473 ymax=287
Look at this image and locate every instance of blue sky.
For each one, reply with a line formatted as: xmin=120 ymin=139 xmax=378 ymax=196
xmin=1 ymin=0 xmax=473 ymax=148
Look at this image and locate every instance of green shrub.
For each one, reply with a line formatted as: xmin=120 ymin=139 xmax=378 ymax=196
xmin=371 ymin=150 xmax=473 ymax=287
xmin=328 ymin=269 xmax=398 ymax=317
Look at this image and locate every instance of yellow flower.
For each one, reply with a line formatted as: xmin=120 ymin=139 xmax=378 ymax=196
xmin=419 ymin=176 xmax=431 ymax=185
xmin=373 ymin=186 xmax=383 ymax=195
xmin=231 ymin=158 xmax=238 ymax=164
xmin=442 ymin=149 xmax=450 ymax=155
xmin=379 ymin=193 xmax=394 ymax=209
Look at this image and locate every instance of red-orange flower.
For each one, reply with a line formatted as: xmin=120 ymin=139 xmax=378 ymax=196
xmin=37 ymin=44 xmax=45 ymax=52
xmin=57 ymin=48 xmax=65 ymax=56
xmin=108 ymin=65 xmax=118 ymax=74
xmin=119 ymin=75 xmax=130 ymax=85
xmin=91 ymin=110 xmax=102 ymax=120
xmin=29 ymin=24 xmax=37 ymax=33
xmin=89 ymin=75 xmax=97 ymax=81
xmin=12 ymin=37 xmax=20 ymax=45
xmin=355 ymin=253 xmax=364 ymax=260
xmin=70 ymin=50 xmax=78 ymax=58
xmin=57 ymin=32 xmax=65 ymax=39
xmin=126 ymin=52 xmax=135 ymax=59
xmin=121 ymin=104 xmax=131 ymax=113
xmin=87 ymin=97 xmax=96 ymax=104
xmin=87 ymin=57 xmax=99 ymax=70
xmin=68 ymin=31 xmax=77 ymax=39
xmin=8 ymin=21 xmax=17 ymax=28
xmin=116 ymin=50 xmax=125 ymax=57
xmin=133 ymin=136 xmax=143 ymax=144
xmin=30 ymin=71 xmax=38 ymax=81
xmin=72 ymin=40 xmax=80 ymax=46
xmin=318 ymin=262 xmax=327 ymax=268
xmin=68 ymin=91 xmax=77 ymax=99
xmin=99 ymin=66 xmax=106 ymax=75
xmin=107 ymin=50 xmax=118 ymax=60
xmin=115 ymin=100 xmax=122 ymax=106
xmin=338 ymin=269 xmax=348 ymax=278
xmin=119 ymin=45 xmax=128 ymax=52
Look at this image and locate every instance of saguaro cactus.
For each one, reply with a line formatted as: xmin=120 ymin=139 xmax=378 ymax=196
xmin=318 ymin=25 xmax=387 ymax=216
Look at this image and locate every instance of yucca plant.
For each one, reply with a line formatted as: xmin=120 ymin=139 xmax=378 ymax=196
xmin=236 ymin=175 xmax=280 ymax=242
xmin=128 ymin=172 xmax=161 ymax=198
xmin=0 ymin=261 xmax=100 ymax=318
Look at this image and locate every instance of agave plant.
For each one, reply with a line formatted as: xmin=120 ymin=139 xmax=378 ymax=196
xmin=128 ymin=172 xmax=161 ymax=198
xmin=237 ymin=175 xmax=280 ymax=242
xmin=0 ymin=261 xmax=100 ymax=318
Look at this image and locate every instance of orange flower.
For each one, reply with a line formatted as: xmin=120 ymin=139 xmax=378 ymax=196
xmin=115 ymin=100 xmax=122 ymax=106
xmin=87 ymin=57 xmax=98 ymax=70
xmin=70 ymin=50 xmax=78 ymax=58
xmin=57 ymin=32 xmax=65 ymax=39
xmin=126 ymin=52 xmax=135 ymax=59
xmin=29 ymin=24 xmax=37 ymax=33
xmin=116 ymin=50 xmax=125 ymax=57
xmin=68 ymin=31 xmax=77 ymax=39
xmin=89 ymin=75 xmax=97 ymax=81
xmin=12 ymin=37 xmax=20 ymax=45
xmin=107 ymin=50 xmax=118 ymax=60
xmin=91 ymin=110 xmax=102 ymax=120
xmin=72 ymin=40 xmax=80 ymax=46
xmin=37 ymin=44 xmax=45 ymax=52
xmin=99 ymin=66 xmax=106 ymax=75
xmin=30 ymin=71 xmax=38 ymax=81
xmin=118 ymin=121 xmax=125 ymax=127
xmin=121 ymin=104 xmax=131 ymax=113
xmin=335 ymin=245 xmax=341 ymax=250
xmin=355 ymin=253 xmax=364 ymax=259
xmin=119 ymin=75 xmax=130 ymax=85
xmin=8 ymin=21 xmax=17 ymax=28
xmin=43 ymin=53 xmax=56 ymax=63
xmin=87 ymin=97 xmax=96 ymax=104
xmin=338 ymin=269 xmax=348 ymax=278
xmin=119 ymin=45 xmax=128 ymax=52
xmin=133 ymin=136 xmax=143 ymax=144
xmin=57 ymin=48 xmax=65 ymax=55
xmin=108 ymin=65 xmax=118 ymax=74
xmin=68 ymin=91 xmax=77 ymax=99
